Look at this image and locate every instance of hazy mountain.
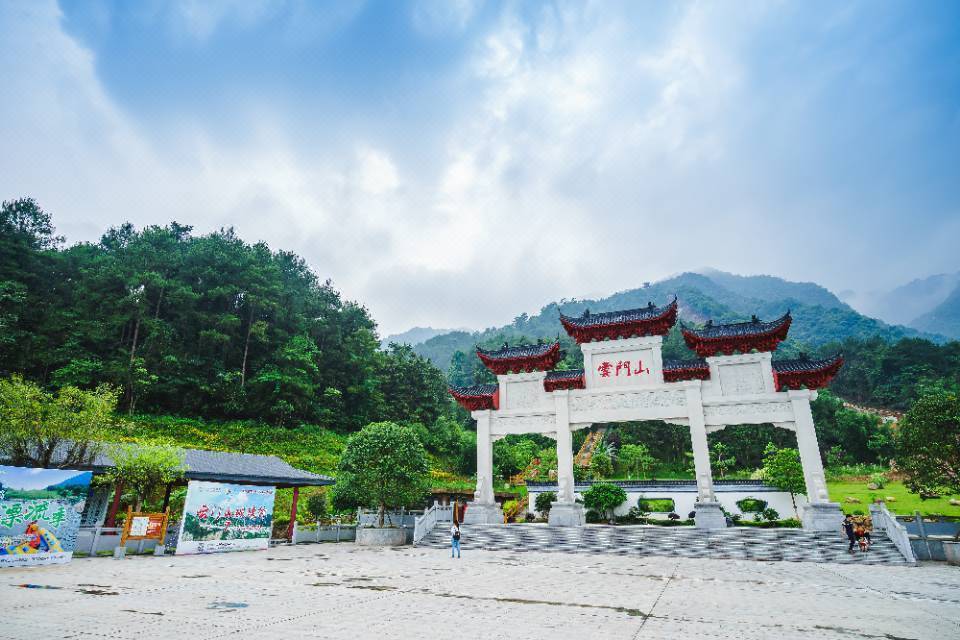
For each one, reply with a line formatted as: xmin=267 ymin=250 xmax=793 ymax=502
xmin=413 ymin=270 xmax=943 ymax=374
xmin=911 ymin=282 xmax=960 ymax=339
xmin=849 ymin=272 xmax=960 ymax=327
xmin=381 ymin=326 xmax=466 ymax=348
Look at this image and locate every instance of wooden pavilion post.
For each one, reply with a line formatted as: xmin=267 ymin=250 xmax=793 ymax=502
xmin=105 ymin=481 xmax=124 ymax=528
xmin=286 ymin=487 xmax=300 ymax=540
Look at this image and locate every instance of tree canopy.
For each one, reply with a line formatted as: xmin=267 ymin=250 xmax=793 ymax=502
xmin=332 ymin=422 xmax=430 ymax=526
xmin=895 ymin=391 xmax=960 ymax=497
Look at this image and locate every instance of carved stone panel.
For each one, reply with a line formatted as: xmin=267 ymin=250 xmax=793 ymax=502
xmin=491 ymin=414 xmax=557 ymax=435
xmin=718 ymin=362 xmax=765 ymax=396
xmin=505 ymin=380 xmax=544 ymax=410
xmin=702 ymin=401 xmax=794 ymax=425
xmin=570 ymin=389 xmax=686 ymax=415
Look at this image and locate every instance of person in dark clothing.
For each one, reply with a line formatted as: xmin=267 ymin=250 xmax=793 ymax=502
xmin=842 ymin=515 xmax=857 ymax=552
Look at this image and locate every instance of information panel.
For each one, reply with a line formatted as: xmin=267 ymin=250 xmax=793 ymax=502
xmin=176 ymin=481 xmax=275 ymax=555
xmin=0 ymin=465 xmax=90 ymax=568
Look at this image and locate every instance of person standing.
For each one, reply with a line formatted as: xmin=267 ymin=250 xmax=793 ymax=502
xmin=842 ymin=515 xmax=856 ymax=553
xmin=451 ymin=522 xmax=461 ymax=558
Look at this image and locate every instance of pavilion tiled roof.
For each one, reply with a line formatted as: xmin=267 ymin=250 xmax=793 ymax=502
xmin=772 ymin=353 xmax=843 ymax=390
xmin=449 ymin=383 xmax=499 ymax=411
xmin=681 ymin=312 xmax=792 ymax=357
xmin=543 ymin=369 xmax=585 ymax=391
xmin=560 ymin=298 xmax=678 ymax=343
xmin=662 ymin=358 xmax=711 ymax=382
xmin=476 ymin=340 xmax=562 ymax=375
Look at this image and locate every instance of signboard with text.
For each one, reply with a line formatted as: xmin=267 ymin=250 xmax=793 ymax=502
xmin=0 ymin=465 xmax=90 ymax=568
xmin=176 ymin=481 xmax=275 ymax=555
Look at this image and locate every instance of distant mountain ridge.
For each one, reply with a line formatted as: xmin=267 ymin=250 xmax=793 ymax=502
xmin=845 ymin=271 xmax=960 ymax=329
xmin=413 ymin=270 xmax=945 ymax=375
xmin=912 ymin=284 xmax=960 ymax=339
xmin=381 ymin=326 xmax=467 ymax=349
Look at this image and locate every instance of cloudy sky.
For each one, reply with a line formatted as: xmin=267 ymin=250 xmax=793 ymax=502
xmin=1 ymin=1 xmax=958 ymax=335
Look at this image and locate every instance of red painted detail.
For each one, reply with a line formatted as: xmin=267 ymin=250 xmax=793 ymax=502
xmin=449 ymin=386 xmax=499 ymax=411
xmin=543 ymin=373 xmax=586 ymax=392
xmin=663 ymin=366 xmax=711 ymax=383
xmin=773 ymin=354 xmax=844 ymax=391
xmin=682 ymin=315 xmax=792 ymax=357
xmin=287 ymin=487 xmax=299 ymax=540
xmin=560 ymin=300 xmax=678 ymax=344
xmin=476 ymin=342 xmax=562 ymax=375
xmin=105 ymin=481 xmax=124 ymax=528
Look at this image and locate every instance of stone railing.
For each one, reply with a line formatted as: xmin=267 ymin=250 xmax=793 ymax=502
xmin=869 ymin=502 xmax=917 ymax=564
xmin=413 ymin=503 xmax=454 ymax=545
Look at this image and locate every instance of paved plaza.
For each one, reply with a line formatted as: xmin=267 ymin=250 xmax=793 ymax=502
xmin=3 ymin=543 xmax=959 ymax=640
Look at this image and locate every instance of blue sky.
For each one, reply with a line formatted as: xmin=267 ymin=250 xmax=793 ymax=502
xmin=1 ymin=1 xmax=958 ymax=335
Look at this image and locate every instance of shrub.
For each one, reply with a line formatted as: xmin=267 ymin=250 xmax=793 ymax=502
xmin=736 ymin=497 xmax=768 ymax=513
xmin=306 ymin=491 xmax=329 ymax=521
xmin=868 ymin=472 xmax=886 ymax=489
xmin=667 ymin=512 xmax=680 ymax=521
xmin=637 ymin=497 xmax=675 ymax=512
xmin=760 ymin=507 xmax=780 ymax=522
xmin=585 ymin=510 xmax=603 ymax=523
xmin=583 ymin=483 xmax=628 ymax=523
xmin=535 ymin=491 xmax=557 ymax=515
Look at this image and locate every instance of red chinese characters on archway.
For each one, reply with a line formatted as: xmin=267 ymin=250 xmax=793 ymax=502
xmin=597 ymin=360 xmax=649 ymax=378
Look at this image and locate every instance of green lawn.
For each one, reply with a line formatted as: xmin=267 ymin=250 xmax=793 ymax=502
xmin=827 ymin=479 xmax=960 ymax=516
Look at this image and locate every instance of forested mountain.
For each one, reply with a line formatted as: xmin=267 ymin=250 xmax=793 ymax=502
xmin=842 ymin=271 xmax=960 ymax=329
xmin=381 ymin=326 xmax=462 ymax=349
xmin=0 ymin=198 xmax=450 ymax=430
xmin=417 ymin=270 xmax=943 ymax=379
xmin=911 ymin=283 xmax=960 ymax=339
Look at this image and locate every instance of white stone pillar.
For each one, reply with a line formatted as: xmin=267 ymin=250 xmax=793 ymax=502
xmin=463 ymin=410 xmax=503 ymax=525
xmin=788 ymin=389 xmax=843 ymax=530
xmin=549 ymin=391 xmax=584 ymax=526
xmin=685 ymin=382 xmax=725 ymax=529
xmin=474 ymin=411 xmax=494 ymax=504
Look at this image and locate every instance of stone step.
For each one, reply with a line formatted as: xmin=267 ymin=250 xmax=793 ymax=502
xmin=420 ymin=524 xmax=910 ymax=565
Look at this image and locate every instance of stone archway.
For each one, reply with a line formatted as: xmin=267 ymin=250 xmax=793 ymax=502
xmin=451 ymin=302 xmax=844 ymax=530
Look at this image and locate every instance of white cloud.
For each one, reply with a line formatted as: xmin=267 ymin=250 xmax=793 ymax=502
xmin=1 ymin=1 xmax=956 ymax=336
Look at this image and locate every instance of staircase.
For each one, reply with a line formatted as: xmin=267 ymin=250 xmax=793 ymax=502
xmin=416 ymin=523 xmax=912 ymax=565
xmin=574 ymin=428 xmax=606 ymax=468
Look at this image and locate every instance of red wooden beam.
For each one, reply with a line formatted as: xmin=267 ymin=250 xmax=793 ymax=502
xmin=105 ymin=481 xmax=124 ymax=528
xmin=286 ymin=487 xmax=300 ymax=540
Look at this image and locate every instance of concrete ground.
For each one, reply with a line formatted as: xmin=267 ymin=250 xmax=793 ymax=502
xmin=3 ymin=544 xmax=958 ymax=640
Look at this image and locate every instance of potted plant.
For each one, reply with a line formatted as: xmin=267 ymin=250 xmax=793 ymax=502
xmin=332 ymin=422 xmax=429 ymax=547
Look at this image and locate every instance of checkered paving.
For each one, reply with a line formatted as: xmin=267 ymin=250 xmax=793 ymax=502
xmin=419 ymin=524 xmax=911 ymax=565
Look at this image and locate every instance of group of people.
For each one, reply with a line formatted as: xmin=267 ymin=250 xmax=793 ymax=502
xmin=842 ymin=514 xmax=873 ymax=553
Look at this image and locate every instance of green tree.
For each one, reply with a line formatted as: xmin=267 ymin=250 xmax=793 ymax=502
xmin=895 ymin=392 xmax=960 ymax=500
xmin=618 ymin=443 xmax=655 ymax=479
xmin=0 ymin=376 xmax=116 ymax=468
xmin=583 ymin=482 xmax=627 ymax=523
xmin=534 ymin=491 xmax=557 ymax=516
xmin=589 ymin=447 xmax=613 ymax=479
xmin=332 ymin=422 xmax=430 ymax=527
xmin=105 ymin=443 xmax=185 ymax=511
xmin=305 ymin=489 xmax=329 ymax=522
xmin=761 ymin=444 xmax=805 ymax=517
xmin=710 ymin=441 xmax=736 ymax=478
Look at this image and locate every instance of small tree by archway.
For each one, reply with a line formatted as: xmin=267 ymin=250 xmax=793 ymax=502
xmin=333 ymin=422 xmax=430 ymax=527
xmin=761 ymin=444 xmax=805 ymax=518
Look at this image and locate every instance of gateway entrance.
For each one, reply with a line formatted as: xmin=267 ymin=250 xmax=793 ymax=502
xmin=449 ymin=299 xmax=844 ymax=530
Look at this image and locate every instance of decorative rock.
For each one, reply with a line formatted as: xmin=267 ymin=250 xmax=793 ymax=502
xmin=885 ymin=496 xmax=896 ymax=502
xmin=866 ymin=483 xmax=879 ymax=490
xmin=949 ymin=498 xmax=960 ymax=506
xmin=845 ymin=496 xmax=861 ymax=504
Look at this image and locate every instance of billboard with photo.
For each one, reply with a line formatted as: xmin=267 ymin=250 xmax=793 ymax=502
xmin=176 ymin=481 xmax=275 ymax=555
xmin=0 ymin=465 xmax=91 ymax=568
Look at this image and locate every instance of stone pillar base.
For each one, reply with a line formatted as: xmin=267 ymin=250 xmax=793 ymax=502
xmin=548 ymin=502 xmax=585 ymax=527
xmin=694 ymin=502 xmax=727 ymax=529
xmin=800 ymin=502 xmax=844 ymax=531
xmin=463 ymin=502 xmax=504 ymax=525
